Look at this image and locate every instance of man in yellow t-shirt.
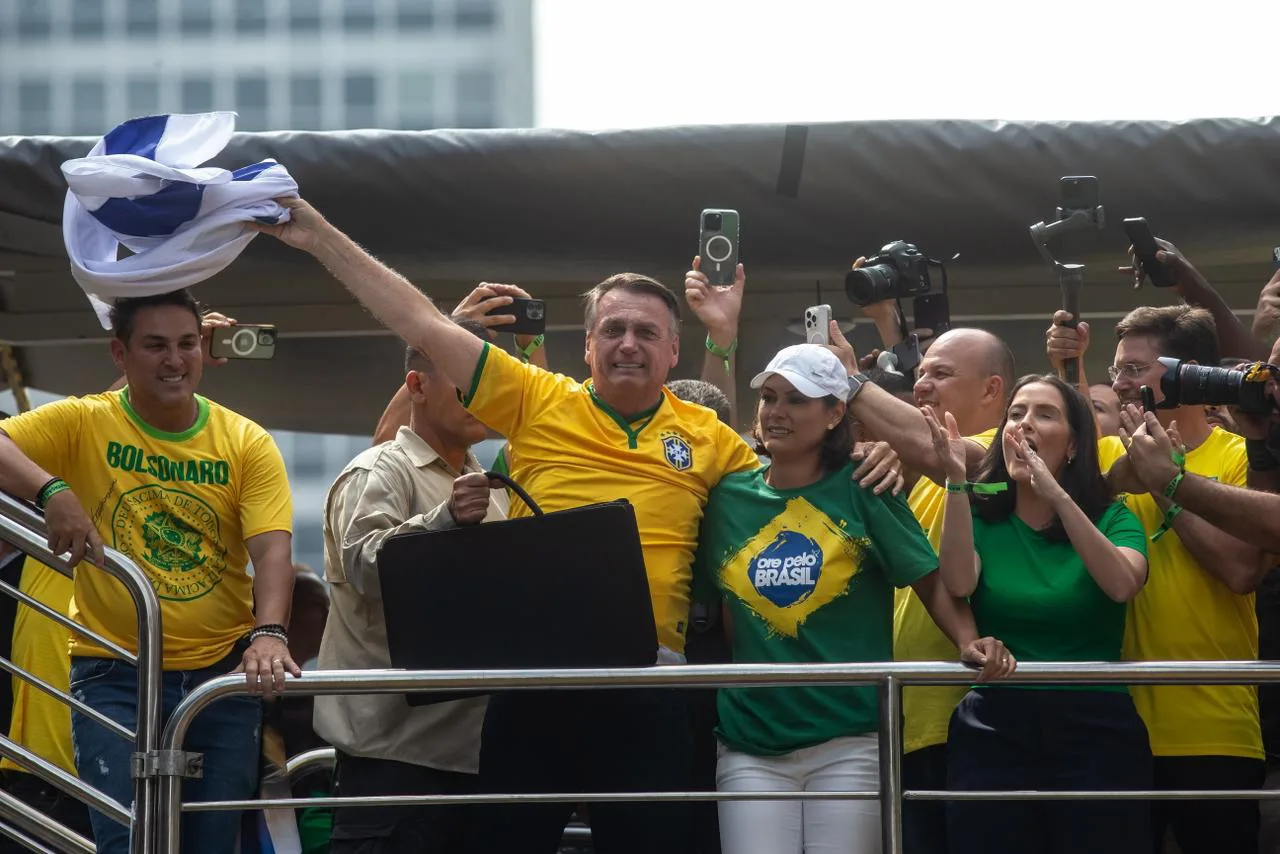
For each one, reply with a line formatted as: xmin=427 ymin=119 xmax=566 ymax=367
xmin=1053 ymin=303 xmax=1268 ymax=854
xmin=260 ymin=199 xmax=761 ymax=854
xmin=0 ymin=291 xmax=296 ymax=854
xmin=890 ymin=328 xmax=1013 ymax=854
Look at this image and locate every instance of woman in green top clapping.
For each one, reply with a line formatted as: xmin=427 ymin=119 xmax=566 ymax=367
xmin=925 ymin=374 xmax=1151 ymax=854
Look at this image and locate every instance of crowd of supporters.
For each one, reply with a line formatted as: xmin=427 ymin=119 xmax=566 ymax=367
xmin=1 ymin=198 xmax=1280 ymax=854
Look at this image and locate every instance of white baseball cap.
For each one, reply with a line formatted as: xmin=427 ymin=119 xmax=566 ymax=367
xmin=749 ymin=344 xmax=851 ymax=401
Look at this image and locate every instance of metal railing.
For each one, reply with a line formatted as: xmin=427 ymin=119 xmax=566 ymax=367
xmin=0 ymin=491 xmax=164 ymax=854
xmin=157 ymin=659 xmax=1280 ymax=854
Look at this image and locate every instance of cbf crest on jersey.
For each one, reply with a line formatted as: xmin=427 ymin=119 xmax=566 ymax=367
xmin=661 ymin=431 xmax=693 ymax=471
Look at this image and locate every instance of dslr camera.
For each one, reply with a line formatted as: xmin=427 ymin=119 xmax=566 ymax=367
xmin=844 ymin=241 xmax=932 ymax=307
xmin=1151 ymin=357 xmax=1277 ymax=414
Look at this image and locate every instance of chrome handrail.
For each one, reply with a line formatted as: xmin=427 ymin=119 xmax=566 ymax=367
xmin=0 ymin=492 xmax=163 ymax=854
xmin=157 ymin=660 xmax=1280 ymax=854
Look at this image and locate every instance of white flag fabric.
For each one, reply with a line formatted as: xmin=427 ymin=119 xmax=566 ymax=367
xmin=61 ymin=112 xmax=298 ymax=328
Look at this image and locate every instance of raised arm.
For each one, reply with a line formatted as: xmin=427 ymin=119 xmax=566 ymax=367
xmin=829 ymin=322 xmax=984 ymax=483
xmin=251 ymin=198 xmax=486 ymax=392
xmin=684 ymin=257 xmax=742 ymax=428
xmin=1123 ymin=238 xmax=1267 ymax=362
xmin=924 ymin=406 xmax=982 ymax=597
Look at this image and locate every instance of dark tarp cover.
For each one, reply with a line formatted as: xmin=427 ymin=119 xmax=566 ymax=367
xmin=1 ymin=118 xmax=1278 ymax=432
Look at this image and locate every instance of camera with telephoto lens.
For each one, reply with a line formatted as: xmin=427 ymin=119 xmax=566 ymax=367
xmin=1153 ymin=357 xmax=1277 ymax=413
xmin=844 ymin=241 xmax=932 ymax=307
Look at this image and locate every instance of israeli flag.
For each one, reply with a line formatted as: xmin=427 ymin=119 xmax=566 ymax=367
xmin=61 ymin=112 xmax=299 ymax=328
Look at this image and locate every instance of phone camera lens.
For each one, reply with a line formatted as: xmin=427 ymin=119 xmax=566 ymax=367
xmin=704 ymin=213 xmax=723 ymax=231
xmin=231 ymin=328 xmax=257 ymax=356
xmin=527 ymin=303 xmax=545 ymax=320
xmin=258 ymin=330 xmax=275 ymax=345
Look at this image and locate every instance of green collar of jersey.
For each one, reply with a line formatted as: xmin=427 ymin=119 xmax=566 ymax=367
xmin=587 ymin=383 xmax=662 ymax=449
xmin=120 ymin=387 xmax=210 ymax=442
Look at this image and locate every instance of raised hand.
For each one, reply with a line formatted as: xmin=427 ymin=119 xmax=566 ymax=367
xmin=923 ymin=405 xmax=967 ymax=483
xmin=684 ymin=256 xmax=744 ymax=342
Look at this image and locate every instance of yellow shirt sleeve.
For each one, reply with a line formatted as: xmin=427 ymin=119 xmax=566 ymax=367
xmin=714 ymin=421 xmax=761 ymax=479
xmin=464 ymin=342 xmax=572 ymax=439
xmin=238 ymin=429 xmax=293 ymax=540
xmin=0 ymin=399 xmax=84 ymax=478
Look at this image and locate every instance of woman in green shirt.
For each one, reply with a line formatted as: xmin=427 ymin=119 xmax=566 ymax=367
xmin=927 ymin=374 xmax=1151 ymax=854
xmin=695 ymin=344 xmax=1013 ymax=854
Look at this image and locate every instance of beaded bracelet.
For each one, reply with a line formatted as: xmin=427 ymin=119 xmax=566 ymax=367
xmin=249 ymin=623 xmax=289 ymax=644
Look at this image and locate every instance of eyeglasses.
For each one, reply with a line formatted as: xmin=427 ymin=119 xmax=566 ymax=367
xmin=1107 ymin=362 xmax=1154 ymax=382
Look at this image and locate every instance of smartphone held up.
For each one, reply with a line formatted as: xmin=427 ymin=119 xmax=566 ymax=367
xmin=699 ymin=209 xmax=740 ymax=286
xmin=209 ymin=324 xmax=277 ymax=360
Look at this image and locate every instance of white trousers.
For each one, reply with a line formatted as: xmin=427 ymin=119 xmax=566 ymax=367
xmin=716 ymin=734 xmax=882 ymax=854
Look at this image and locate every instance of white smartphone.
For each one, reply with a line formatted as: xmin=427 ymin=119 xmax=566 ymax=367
xmin=804 ymin=305 xmax=831 ymax=345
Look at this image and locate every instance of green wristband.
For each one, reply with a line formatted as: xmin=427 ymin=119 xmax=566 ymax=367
xmin=705 ymin=334 xmax=738 ymax=373
xmin=1162 ymin=470 xmax=1185 ymax=500
xmin=516 ymin=333 xmax=544 ymax=363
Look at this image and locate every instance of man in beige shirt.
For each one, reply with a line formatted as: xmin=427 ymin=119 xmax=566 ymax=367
xmin=315 ymin=318 xmax=507 ymax=854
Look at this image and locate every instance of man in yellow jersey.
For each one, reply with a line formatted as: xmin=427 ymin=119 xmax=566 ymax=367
xmin=1049 ymin=303 xmax=1269 ymax=854
xmin=896 ymin=327 xmax=1012 ymax=854
xmin=0 ymin=290 xmax=297 ymax=854
xmin=256 ymin=199 xmax=763 ymax=854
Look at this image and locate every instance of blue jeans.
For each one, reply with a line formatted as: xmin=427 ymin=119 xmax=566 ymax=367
xmin=69 ymin=646 xmax=263 ymax=854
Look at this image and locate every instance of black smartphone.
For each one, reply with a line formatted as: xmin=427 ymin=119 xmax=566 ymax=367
xmin=1058 ymin=176 xmax=1100 ymax=218
xmin=488 ymin=297 xmax=546 ymax=336
xmin=699 ymin=209 xmax=740 ymax=286
xmin=208 ymin=324 xmax=277 ymax=360
xmin=1123 ymin=217 xmax=1177 ymax=287
xmin=1141 ymin=385 xmax=1156 ymax=413
xmin=1272 ymin=247 xmax=1280 ymax=269
xmin=912 ymin=293 xmax=951 ymax=337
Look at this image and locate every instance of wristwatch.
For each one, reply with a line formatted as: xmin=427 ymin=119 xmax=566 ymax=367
xmin=847 ymin=373 xmax=872 ymax=402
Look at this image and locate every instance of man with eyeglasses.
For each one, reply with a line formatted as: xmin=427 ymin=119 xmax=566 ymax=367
xmin=1048 ymin=303 xmax=1268 ymax=854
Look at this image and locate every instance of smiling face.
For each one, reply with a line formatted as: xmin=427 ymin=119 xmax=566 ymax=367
xmin=914 ymin=330 xmax=1004 ymax=434
xmin=110 ymin=304 xmax=204 ymax=410
xmin=584 ymin=288 xmax=679 ymax=409
xmin=1002 ymin=380 xmax=1076 ymax=482
xmin=755 ymin=374 xmax=844 ymax=460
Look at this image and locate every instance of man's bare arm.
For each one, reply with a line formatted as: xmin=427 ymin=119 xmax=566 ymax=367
xmin=1164 ymin=496 xmax=1271 ymax=594
xmin=252 ymin=199 xmax=485 ymax=391
xmin=1169 ymin=474 xmax=1280 ymax=556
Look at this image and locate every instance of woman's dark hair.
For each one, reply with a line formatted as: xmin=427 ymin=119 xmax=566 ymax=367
xmin=751 ymin=394 xmax=853 ymax=474
xmin=971 ymin=374 xmax=1113 ymax=542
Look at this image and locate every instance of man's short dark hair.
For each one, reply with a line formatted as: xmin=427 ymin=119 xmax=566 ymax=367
xmin=582 ymin=273 xmax=681 ymax=336
xmin=109 ymin=290 xmax=202 ymax=344
xmin=1115 ymin=305 xmax=1220 ymax=365
xmin=665 ymin=379 xmax=731 ymax=425
xmin=404 ymin=318 xmax=490 ymax=374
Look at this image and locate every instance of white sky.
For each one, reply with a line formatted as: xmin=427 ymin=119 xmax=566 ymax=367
xmin=533 ymin=0 xmax=1280 ymax=129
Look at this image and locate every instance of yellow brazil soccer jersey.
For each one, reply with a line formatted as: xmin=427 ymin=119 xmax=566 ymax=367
xmin=895 ymin=428 xmax=998 ymax=754
xmin=1 ymin=562 xmax=76 ymax=775
xmin=463 ymin=343 xmax=761 ymax=654
xmin=1099 ymin=429 xmax=1261 ymax=759
xmin=1 ymin=390 xmax=293 ymax=670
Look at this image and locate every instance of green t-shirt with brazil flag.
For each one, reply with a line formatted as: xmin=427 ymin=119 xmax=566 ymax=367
xmin=694 ymin=461 xmax=938 ymax=756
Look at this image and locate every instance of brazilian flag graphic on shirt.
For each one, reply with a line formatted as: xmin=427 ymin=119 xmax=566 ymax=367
xmin=721 ymin=497 xmax=870 ymax=639
xmin=694 ymin=463 xmax=937 ymax=755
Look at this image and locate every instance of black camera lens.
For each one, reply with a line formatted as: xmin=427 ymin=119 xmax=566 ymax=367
xmin=1158 ymin=357 xmax=1272 ymax=413
xmin=703 ymin=212 xmax=723 ymax=231
xmin=845 ymin=264 xmax=898 ymax=307
xmin=258 ymin=330 xmax=275 ymax=345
